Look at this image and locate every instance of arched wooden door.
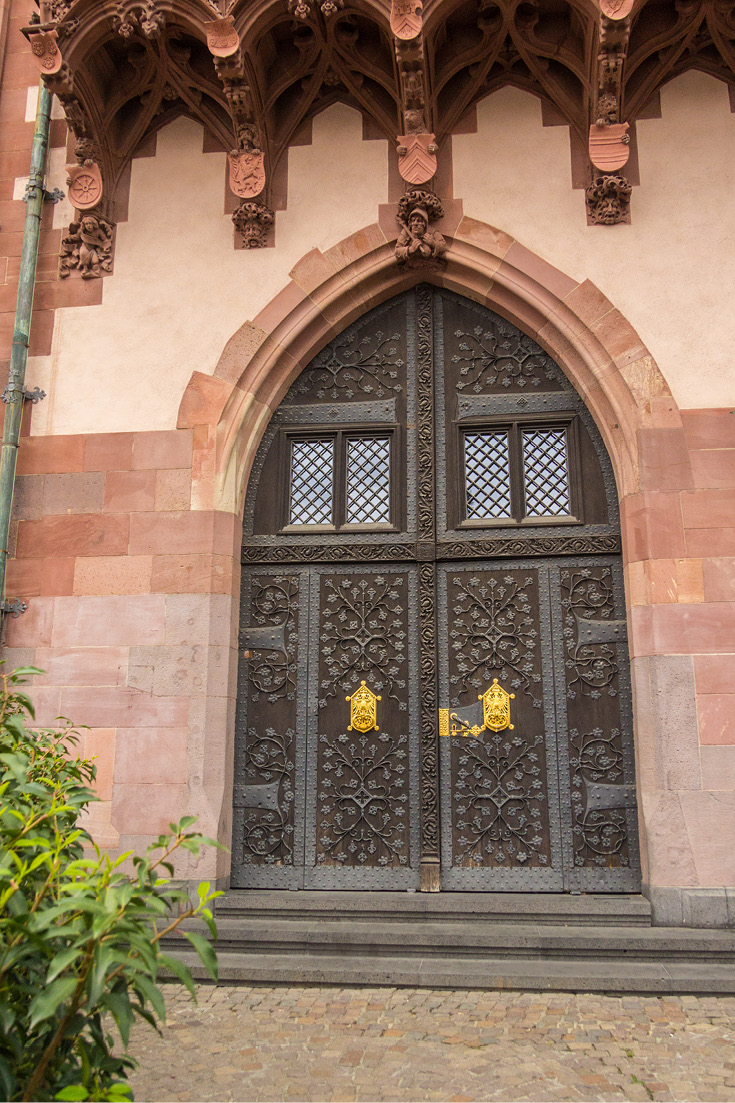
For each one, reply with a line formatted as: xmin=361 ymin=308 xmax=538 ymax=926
xmin=232 ymin=286 xmax=641 ymax=893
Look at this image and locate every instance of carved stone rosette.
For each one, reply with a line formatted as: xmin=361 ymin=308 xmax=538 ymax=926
xmin=233 ymin=200 xmax=275 ymax=248
xmin=395 ymin=188 xmax=446 ymax=268
xmin=59 ymin=213 xmax=115 ymax=279
xmin=585 ymin=173 xmax=632 ymax=226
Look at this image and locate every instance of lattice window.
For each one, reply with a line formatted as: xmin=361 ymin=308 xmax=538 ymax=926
xmin=289 ymin=439 xmax=334 ymax=525
xmin=523 ymin=428 xmax=571 ymax=517
xmin=464 ymin=431 xmax=512 ymax=519
xmin=346 ymin=437 xmax=391 ymax=524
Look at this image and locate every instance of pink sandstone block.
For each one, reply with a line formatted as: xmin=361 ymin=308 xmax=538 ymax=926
xmin=59 ymin=686 xmax=189 ymax=729
xmin=681 ymin=410 xmax=735 ymax=452
xmin=103 ymin=469 xmax=156 ymax=513
xmin=34 ymin=647 xmax=128 ymax=687
xmin=697 ymin=694 xmax=735 ymax=745
xmin=702 ymin=558 xmax=735 ymax=602
xmin=16 ymin=514 xmax=130 ymax=559
xmin=131 ymin=430 xmax=193 ymax=471
xmin=51 ymin=595 xmax=165 ymax=647
xmin=114 ymin=728 xmax=188 ymax=785
xmin=72 ymin=555 xmax=153 ymax=597
xmin=111 ymin=783 xmax=188 ymax=836
xmin=80 ymin=728 xmax=116 ymax=800
xmin=694 ymin=654 xmax=735 ymax=694
xmin=691 ymin=448 xmax=735 ymax=490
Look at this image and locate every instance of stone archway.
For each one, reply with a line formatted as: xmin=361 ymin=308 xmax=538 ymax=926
xmin=178 ymin=216 xmax=686 ymax=892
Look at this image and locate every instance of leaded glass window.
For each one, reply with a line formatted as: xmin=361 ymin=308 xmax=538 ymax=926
xmin=289 ymin=439 xmax=334 ymax=525
xmin=464 ymin=431 xmax=512 ymax=519
xmin=522 ymin=428 xmax=571 ymax=517
xmin=346 ymin=437 xmax=391 ymax=523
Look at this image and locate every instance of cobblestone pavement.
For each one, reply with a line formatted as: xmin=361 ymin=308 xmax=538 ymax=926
xmin=128 ymin=985 xmax=735 ymax=1103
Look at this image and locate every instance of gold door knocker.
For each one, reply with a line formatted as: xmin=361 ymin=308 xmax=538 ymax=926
xmin=346 ymin=681 xmax=381 ymax=732
xmin=439 ymin=678 xmax=514 ymax=737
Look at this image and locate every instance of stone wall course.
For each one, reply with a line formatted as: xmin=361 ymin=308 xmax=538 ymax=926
xmin=114 ymin=728 xmax=189 ymax=786
xmin=6 ymin=555 xmax=74 ymax=597
xmin=131 ymin=430 xmax=194 ymax=471
xmin=84 ymin=433 xmax=134 ymax=472
xmin=33 ymin=646 xmax=128 ymax=688
xmin=72 ymin=555 xmax=153 ymax=596
xmin=17 ymin=514 xmax=130 ymax=559
xmin=697 ymin=694 xmax=735 ymax=746
xmin=50 ymin=594 xmax=165 ymax=648
xmin=59 ymin=686 xmax=189 ymax=729
xmin=103 ymin=470 xmax=157 ymax=513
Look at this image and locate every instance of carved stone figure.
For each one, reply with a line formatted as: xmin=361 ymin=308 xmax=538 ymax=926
xmin=585 ymin=173 xmax=632 ymax=225
xmin=395 ymin=189 xmax=446 ymax=267
xmin=232 ymin=201 xmax=275 ymax=248
xmin=59 ymin=214 xmax=115 ymax=279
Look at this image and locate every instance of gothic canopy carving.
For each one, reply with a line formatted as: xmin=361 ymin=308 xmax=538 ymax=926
xmin=27 ymin=0 xmax=735 ymax=217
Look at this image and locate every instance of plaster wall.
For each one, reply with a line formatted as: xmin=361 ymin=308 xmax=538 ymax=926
xmin=453 ymin=71 xmax=735 ymax=410
xmin=26 ymin=104 xmax=389 ymax=436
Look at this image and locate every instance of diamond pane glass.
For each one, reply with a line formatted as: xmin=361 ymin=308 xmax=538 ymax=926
xmin=464 ymin=431 xmax=512 ymax=519
xmin=523 ymin=428 xmax=571 ymax=517
xmin=289 ymin=439 xmax=334 ymax=524
xmin=346 ymin=437 xmax=391 ymax=523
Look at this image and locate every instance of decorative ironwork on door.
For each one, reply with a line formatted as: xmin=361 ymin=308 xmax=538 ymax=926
xmin=233 ymin=287 xmax=641 ymax=892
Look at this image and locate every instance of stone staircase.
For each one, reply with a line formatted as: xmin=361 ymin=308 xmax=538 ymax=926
xmin=166 ymin=891 xmax=735 ymax=994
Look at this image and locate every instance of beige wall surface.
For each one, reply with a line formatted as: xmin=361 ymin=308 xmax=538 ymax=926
xmin=26 ymin=104 xmax=389 ymax=436
xmin=23 ymin=71 xmax=735 ymax=437
xmin=453 ymin=71 xmax=735 ymax=411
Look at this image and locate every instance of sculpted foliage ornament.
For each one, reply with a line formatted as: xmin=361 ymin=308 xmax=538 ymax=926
xmin=59 ymin=214 xmax=114 ymax=280
xmin=585 ymin=173 xmax=632 ymax=225
xmin=232 ymin=200 xmax=274 ymax=248
xmin=113 ymin=1 xmax=165 ymax=39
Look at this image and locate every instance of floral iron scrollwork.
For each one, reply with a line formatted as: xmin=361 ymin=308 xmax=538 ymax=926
xmin=319 ymin=575 xmax=407 ymax=708
xmin=285 ymin=328 xmax=404 ymax=402
xmin=454 ymin=730 xmax=548 ymax=868
xmin=449 ymin=319 xmax=556 ymax=393
xmin=569 ymin=726 xmax=630 ymax=868
xmin=449 ymin=574 xmax=541 ymax=708
xmin=239 ymin=726 xmax=296 ymax=865
xmin=247 ymin=576 xmax=298 ymax=703
xmin=561 ymin=567 xmax=619 ymax=700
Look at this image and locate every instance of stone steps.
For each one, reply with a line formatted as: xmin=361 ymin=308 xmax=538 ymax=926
xmin=214 ymin=890 xmax=654 ymax=926
xmin=169 ymin=947 xmax=735 ymax=995
xmin=158 ymin=892 xmax=735 ymax=994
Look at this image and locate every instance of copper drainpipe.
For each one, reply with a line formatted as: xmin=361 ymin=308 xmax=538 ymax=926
xmin=0 ymin=80 xmax=53 ymax=620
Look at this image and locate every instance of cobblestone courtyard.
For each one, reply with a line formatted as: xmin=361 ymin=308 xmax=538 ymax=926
xmin=128 ymin=985 xmax=735 ymax=1103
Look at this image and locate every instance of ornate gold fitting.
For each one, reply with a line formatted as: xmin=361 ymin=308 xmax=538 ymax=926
xmin=439 ymin=679 xmax=514 ymax=737
xmin=346 ymin=680 xmax=381 ymax=732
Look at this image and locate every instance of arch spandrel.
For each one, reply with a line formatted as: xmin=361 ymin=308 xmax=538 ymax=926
xmin=190 ymin=220 xmax=672 ymax=518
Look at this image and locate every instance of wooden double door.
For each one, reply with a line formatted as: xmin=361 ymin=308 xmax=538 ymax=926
xmin=232 ymin=286 xmax=641 ymax=893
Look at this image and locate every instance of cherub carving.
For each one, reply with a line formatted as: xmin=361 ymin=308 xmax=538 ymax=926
xmin=59 ymin=215 xmax=114 ymax=279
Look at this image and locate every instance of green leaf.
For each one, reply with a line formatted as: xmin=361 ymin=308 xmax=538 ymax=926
xmin=54 ymin=1085 xmax=89 ymax=1101
xmin=158 ymin=953 xmax=196 ymax=998
xmin=47 ymin=947 xmax=83 ymax=984
xmin=28 ymin=976 xmax=79 ymax=1028
xmin=134 ymin=974 xmax=166 ymax=1024
xmin=102 ymin=988 xmax=134 ymax=1049
xmin=181 ymin=930 xmax=218 ymax=981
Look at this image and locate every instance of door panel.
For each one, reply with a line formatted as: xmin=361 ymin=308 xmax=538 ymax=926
xmin=233 ymin=286 xmax=642 ymax=894
xmin=232 ymin=569 xmax=309 ymax=889
xmin=438 ymin=562 xmax=564 ymax=890
xmin=304 ymin=566 xmax=421 ymax=889
xmin=550 ymin=558 xmax=641 ymax=892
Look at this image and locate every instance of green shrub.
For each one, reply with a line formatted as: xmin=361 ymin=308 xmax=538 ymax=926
xmin=0 ymin=666 xmax=222 ymax=1102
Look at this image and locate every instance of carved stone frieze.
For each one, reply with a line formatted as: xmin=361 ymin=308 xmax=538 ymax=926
xmin=585 ymin=173 xmax=632 ymax=226
xmin=232 ymin=200 xmax=274 ymax=248
xmin=395 ymin=188 xmax=446 ymax=268
xmin=59 ymin=214 xmax=115 ymax=280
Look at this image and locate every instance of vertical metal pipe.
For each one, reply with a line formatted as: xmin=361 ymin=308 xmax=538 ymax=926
xmin=0 ymin=81 xmax=52 ymax=611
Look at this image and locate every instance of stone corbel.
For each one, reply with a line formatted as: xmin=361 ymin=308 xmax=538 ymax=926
xmin=113 ymin=2 xmax=166 ymax=40
xmin=393 ymin=1 xmax=437 ymax=186
xmin=394 ymin=187 xmax=446 ymax=268
xmin=232 ymin=200 xmax=274 ymax=248
xmin=585 ymin=1 xmax=633 ymax=225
